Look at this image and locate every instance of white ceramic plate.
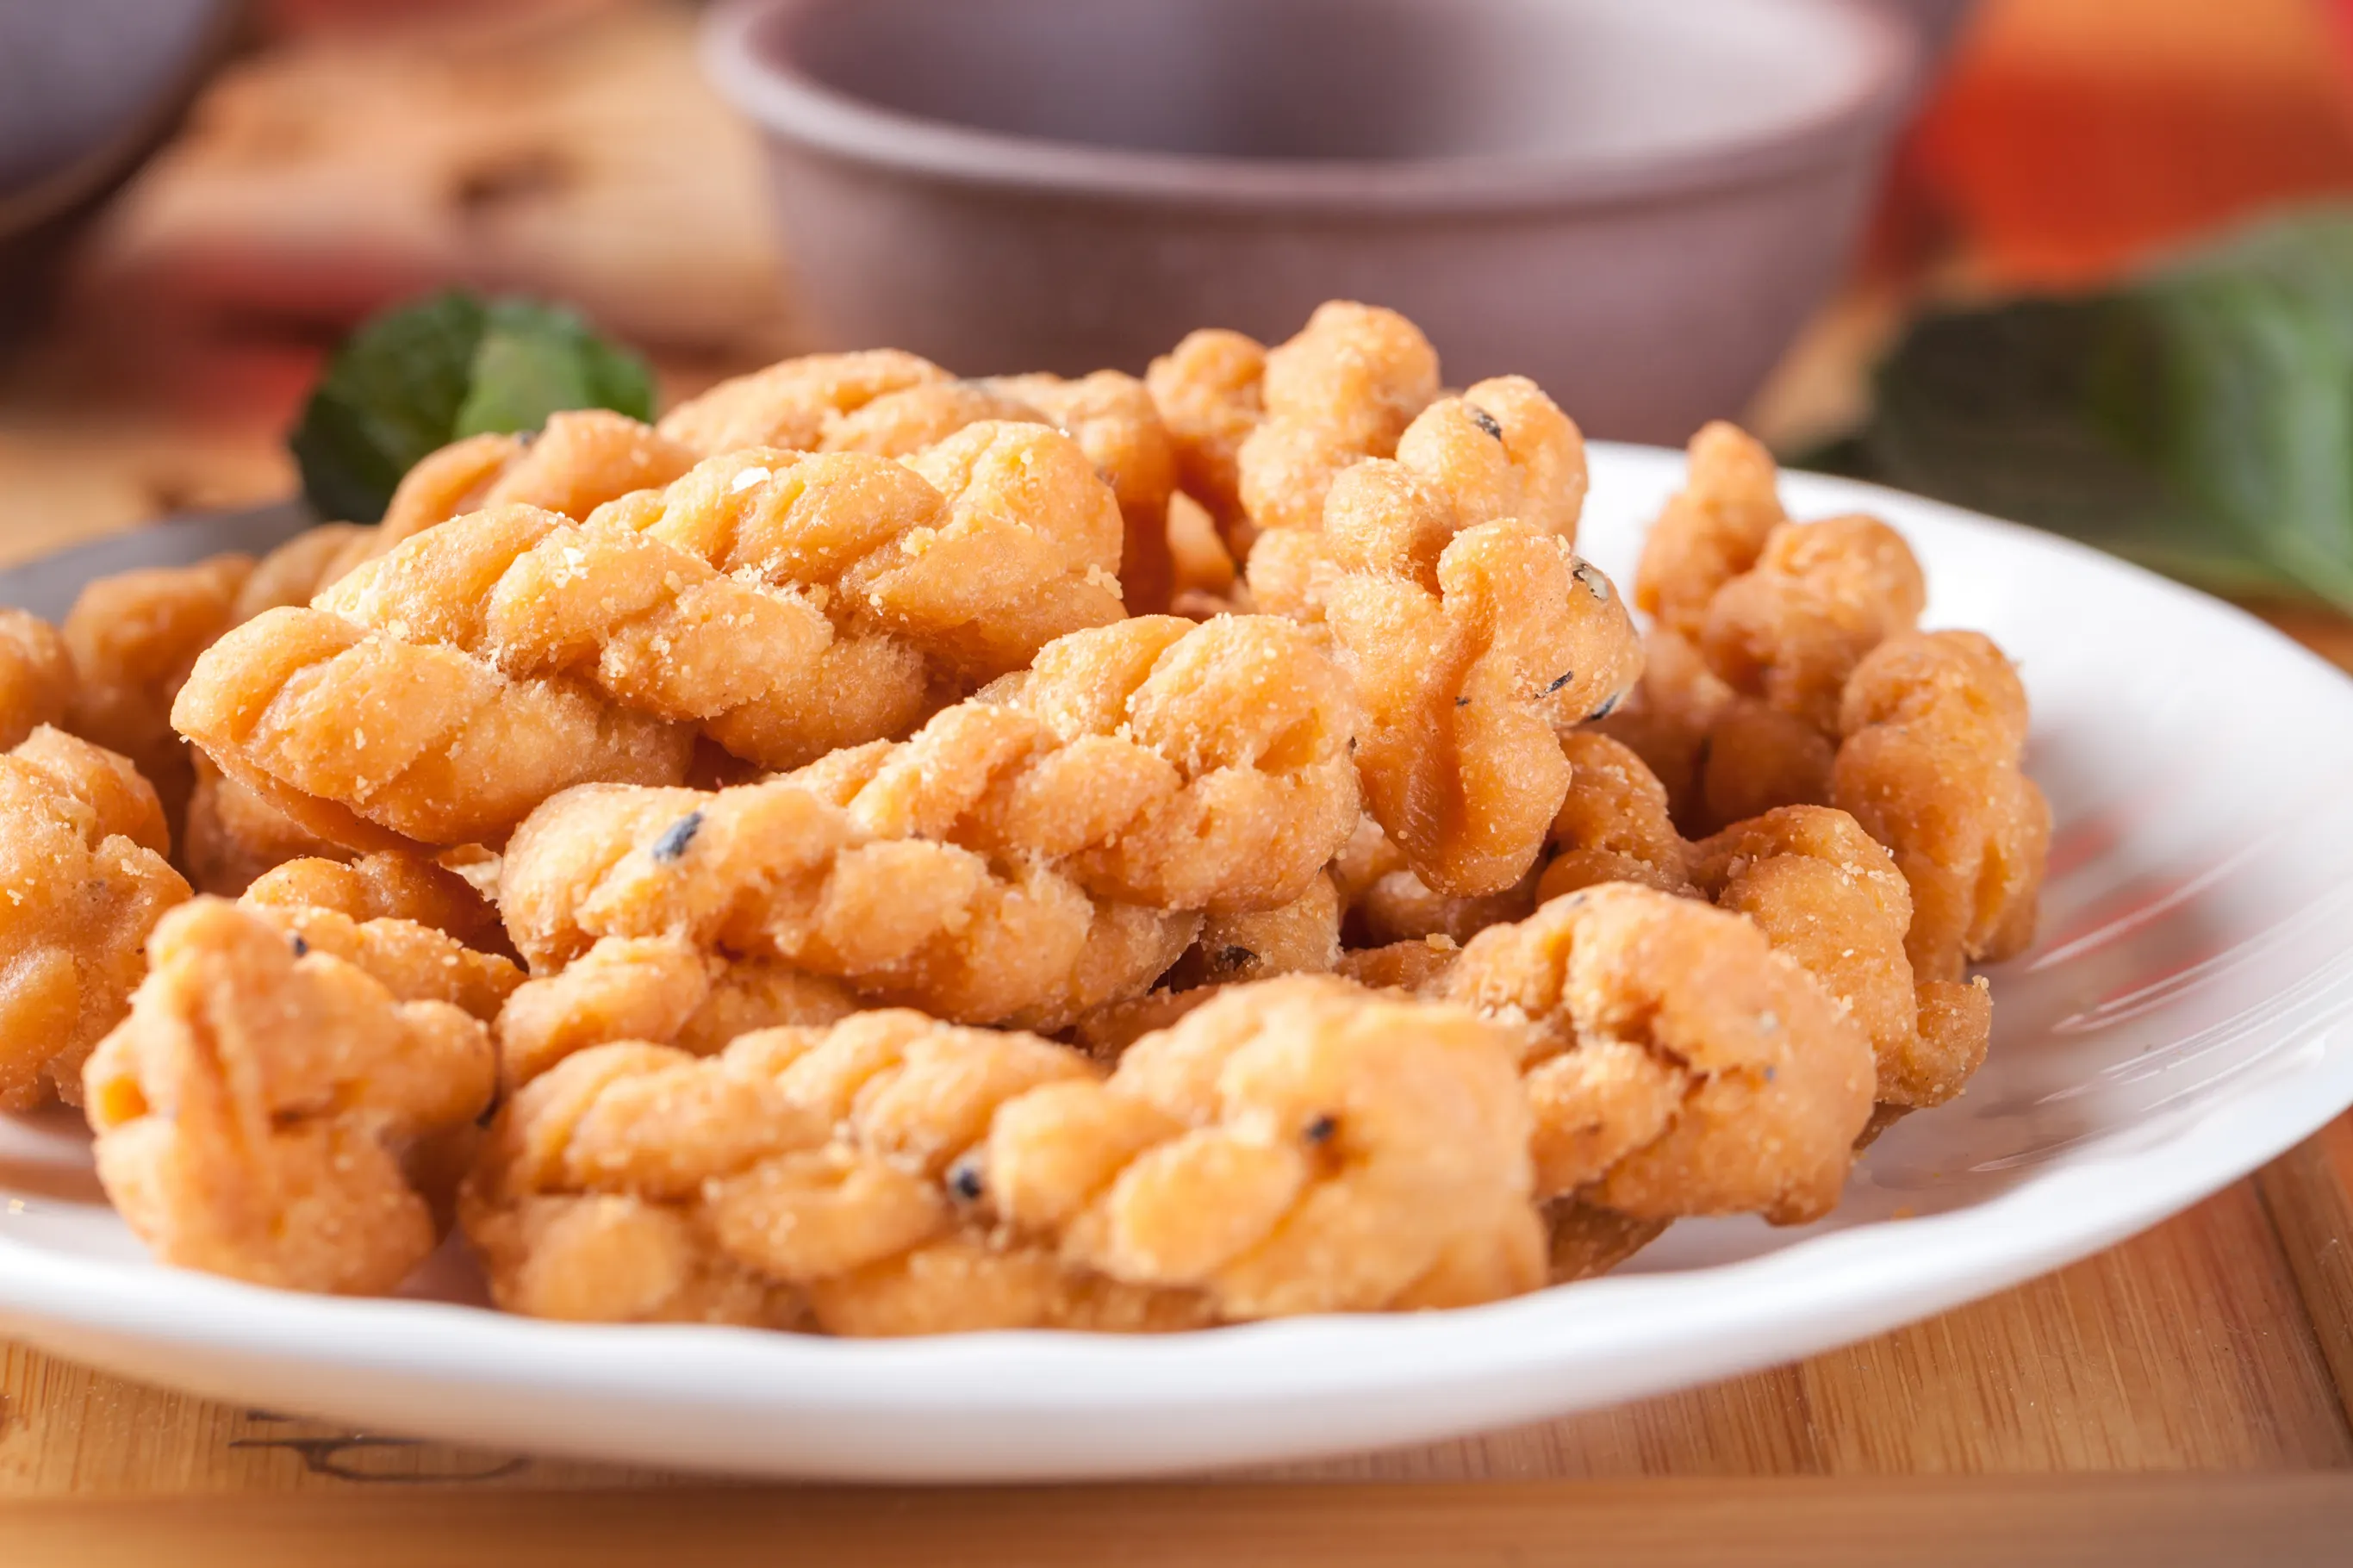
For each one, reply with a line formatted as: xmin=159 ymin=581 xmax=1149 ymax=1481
xmin=4 ymin=444 xmax=2352 ymax=1482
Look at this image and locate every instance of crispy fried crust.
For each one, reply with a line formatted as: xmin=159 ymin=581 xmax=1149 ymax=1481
xmin=590 ymin=427 xmax=1127 ymax=691
xmin=835 ymin=371 xmax=1180 ymax=616
xmin=466 ymin=977 xmax=1540 ymax=1330
xmin=84 ymin=898 xmax=495 ymax=1293
xmin=495 ymin=933 xmax=856 ymax=1088
xmin=498 ymin=615 xmax=1357 ymax=1030
xmin=1249 ymin=381 xmax=1635 ymax=898
xmin=316 ymin=500 xmax=933 ymax=771
xmin=0 ymin=727 xmax=190 ymax=1108
xmin=1534 ymin=732 xmax=1696 ymax=904
xmin=461 ymin=1013 xmax=1194 ymax=1331
xmin=1691 ymin=806 xmax=1991 ymax=1110
xmin=244 ymin=849 xmax=509 ymax=954
xmin=1146 ymin=328 xmax=1267 ymax=548
xmin=0 ymin=608 xmax=77 ymax=753
xmin=172 ymin=604 xmax=694 ymax=851
xmin=63 ymin=553 xmax=252 ymax=825
xmin=1146 ymin=303 xmax=1441 ymax=557
xmin=183 ymin=756 xmax=347 ymax=895
xmin=1622 ymin=426 xmax=1927 ymax=835
xmin=1634 ymin=421 xmax=1787 ymax=642
xmin=657 ymin=349 xmax=950 ymax=455
xmin=987 ymin=976 xmax=1543 ymax=1316
xmin=1440 ymin=882 xmax=1875 ymax=1224
xmin=1833 ymin=630 xmax=2051 ymax=984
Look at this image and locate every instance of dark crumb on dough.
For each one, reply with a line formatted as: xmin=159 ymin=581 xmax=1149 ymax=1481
xmin=650 ymin=811 xmax=704 ymax=864
xmin=1466 ymin=406 xmax=1504 ymax=441
xmin=1303 ymin=1114 xmax=1338 ymax=1144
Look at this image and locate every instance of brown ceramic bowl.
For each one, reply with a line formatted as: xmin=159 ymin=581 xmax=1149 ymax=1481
xmin=704 ymin=0 xmax=1917 ymax=442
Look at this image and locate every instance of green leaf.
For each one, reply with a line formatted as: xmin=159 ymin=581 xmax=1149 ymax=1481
xmin=289 ymin=290 xmax=654 ymax=524
xmin=1831 ymin=204 xmax=2353 ymax=613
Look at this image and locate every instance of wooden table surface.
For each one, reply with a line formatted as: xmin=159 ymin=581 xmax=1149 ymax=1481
xmin=7 ymin=1 xmax=2353 ymax=1559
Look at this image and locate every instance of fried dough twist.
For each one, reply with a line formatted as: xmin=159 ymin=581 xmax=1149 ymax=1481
xmin=1690 ymin=806 xmax=1991 ymax=1110
xmin=825 ymin=370 xmax=1180 ymax=615
xmin=465 ymin=975 xmax=1540 ymax=1331
xmin=463 ymin=1011 xmax=1198 ymax=1332
xmin=1148 ymin=302 xmax=1442 ymax=555
xmin=171 ymin=601 xmax=694 ymax=851
xmin=1249 ymin=383 xmax=1638 ymax=898
xmin=498 ymin=615 xmax=1360 ymax=1031
xmin=1615 ymin=424 xmax=1928 ymax=834
xmin=0 ymin=608 xmax=76 ymax=753
xmin=1440 ymin=882 xmax=1875 ymax=1223
xmin=0 ymin=727 xmax=189 ymax=1108
xmin=84 ymin=898 xmax=496 ymax=1294
xmin=1833 ymin=630 xmax=2051 ymax=985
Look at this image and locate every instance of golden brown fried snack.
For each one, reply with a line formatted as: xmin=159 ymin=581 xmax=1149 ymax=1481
xmin=171 ymin=604 xmax=694 ymax=851
xmin=1690 ymin=806 xmax=1991 ymax=1111
xmin=84 ymin=898 xmax=495 ymax=1294
xmin=182 ymin=755 xmax=347 ymax=896
xmin=1534 ymin=731 xmax=1696 ymax=903
xmin=589 ymin=426 xmax=1128 ymax=698
xmin=0 ymin=726 xmax=189 ymax=1108
xmin=1588 ymin=623 xmax=1726 ymax=824
xmin=374 ymin=411 xmax=701 ymax=554
xmin=987 ymin=975 xmax=1542 ymax=1316
xmin=1146 ymin=303 xmax=1442 ymax=557
xmin=1546 ymin=1200 xmax=1671 ymax=1285
xmin=1700 ymin=514 xmax=1927 ymax=737
xmin=462 ymin=1013 xmax=1198 ymax=1331
xmin=1235 ymin=302 xmax=1442 ymax=542
xmin=1634 ymin=420 xmax=1787 ymax=641
xmin=1441 ymin=882 xmax=1874 ymax=1223
xmin=0 ymin=608 xmax=76 ymax=752
xmin=1622 ymin=426 xmax=1927 ymax=832
xmin=1146 ymin=327 xmax=1266 ymax=546
xmin=498 ymin=615 xmax=1360 ymax=1030
xmin=495 ymin=934 xmax=856 ymax=1089
xmin=831 ymin=372 xmax=1181 ymax=617
xmin=468 ymin=977 xmax=1540 ymax=1329
xmin=63 ymin=552 xmax=253 ymax=824
xmin=314 ymin=500 xmax=935 ymax=772
xmin=1834 ymin=630 xmax=2051 ymax=985
xmin=232 ymin=523 xmax=377 ymax=621
xmin=1250 ymin=383 xmax=1637 ymax=898
xmin=657 ymin=349 xmax=950 ymax=455
xmin=1161 ymin=870 xmax=1342 ymax=992
xmin=245 ymin=849 xmax=508 ymax=954
xmin=235 ymin=871 xmax=521 ymax=1025
xmin=1332 ymin=814 xmax=1539 ymax=948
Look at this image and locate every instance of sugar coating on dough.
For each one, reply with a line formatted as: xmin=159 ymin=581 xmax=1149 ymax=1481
xmin=467 ymin=977 xmax=1540 ymax=1331
xmin=0 ymin=726 xmax=190 ymax=1108
xmin=495 ymin=933 xmax=856 ymax=1089
xmin=462 ymin=1011 xmax=1198 ymax=1332
xmin=1249 ymin=378 xmax=1635 ymax=899
xmin=1440 ymin=882 xmax=1875 ymax=1224
xmin=1147 ymin=303 xmax=1441 ymax=557
xmin=1834 ymin=630 xmax=2051 ymax=985
xmin=172 ymin=603 xmax=695 ymax=851
xmin=496 ymin=614 xmax=1359 ymax=1030
xmin=84 ymin=898 xmax=495 ymax=1294
xmin=0 ymin=607 xmax=77 ymax=754
xmin=657 ymin=349 xmax=950 ymax=456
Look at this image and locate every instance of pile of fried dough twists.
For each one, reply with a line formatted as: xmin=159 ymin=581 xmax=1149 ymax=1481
xmin=9 ymin=302 xmax=2049 ymax=1334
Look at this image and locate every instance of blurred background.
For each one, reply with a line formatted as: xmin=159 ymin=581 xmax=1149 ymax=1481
xmin=4 ymin=0 xmax=2352 ymax=644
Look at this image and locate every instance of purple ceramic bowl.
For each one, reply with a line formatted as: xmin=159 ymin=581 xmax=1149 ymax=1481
xmin=705 ymin=0 xmax=1918 ymax=443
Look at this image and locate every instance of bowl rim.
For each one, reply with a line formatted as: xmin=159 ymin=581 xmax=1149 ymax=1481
xmin=701 ymin=0 xmax=1923 ymax=214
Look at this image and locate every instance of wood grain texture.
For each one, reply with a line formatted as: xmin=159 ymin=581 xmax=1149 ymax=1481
xmin=6 ymin=1477 xmax=2351 ymax=1568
